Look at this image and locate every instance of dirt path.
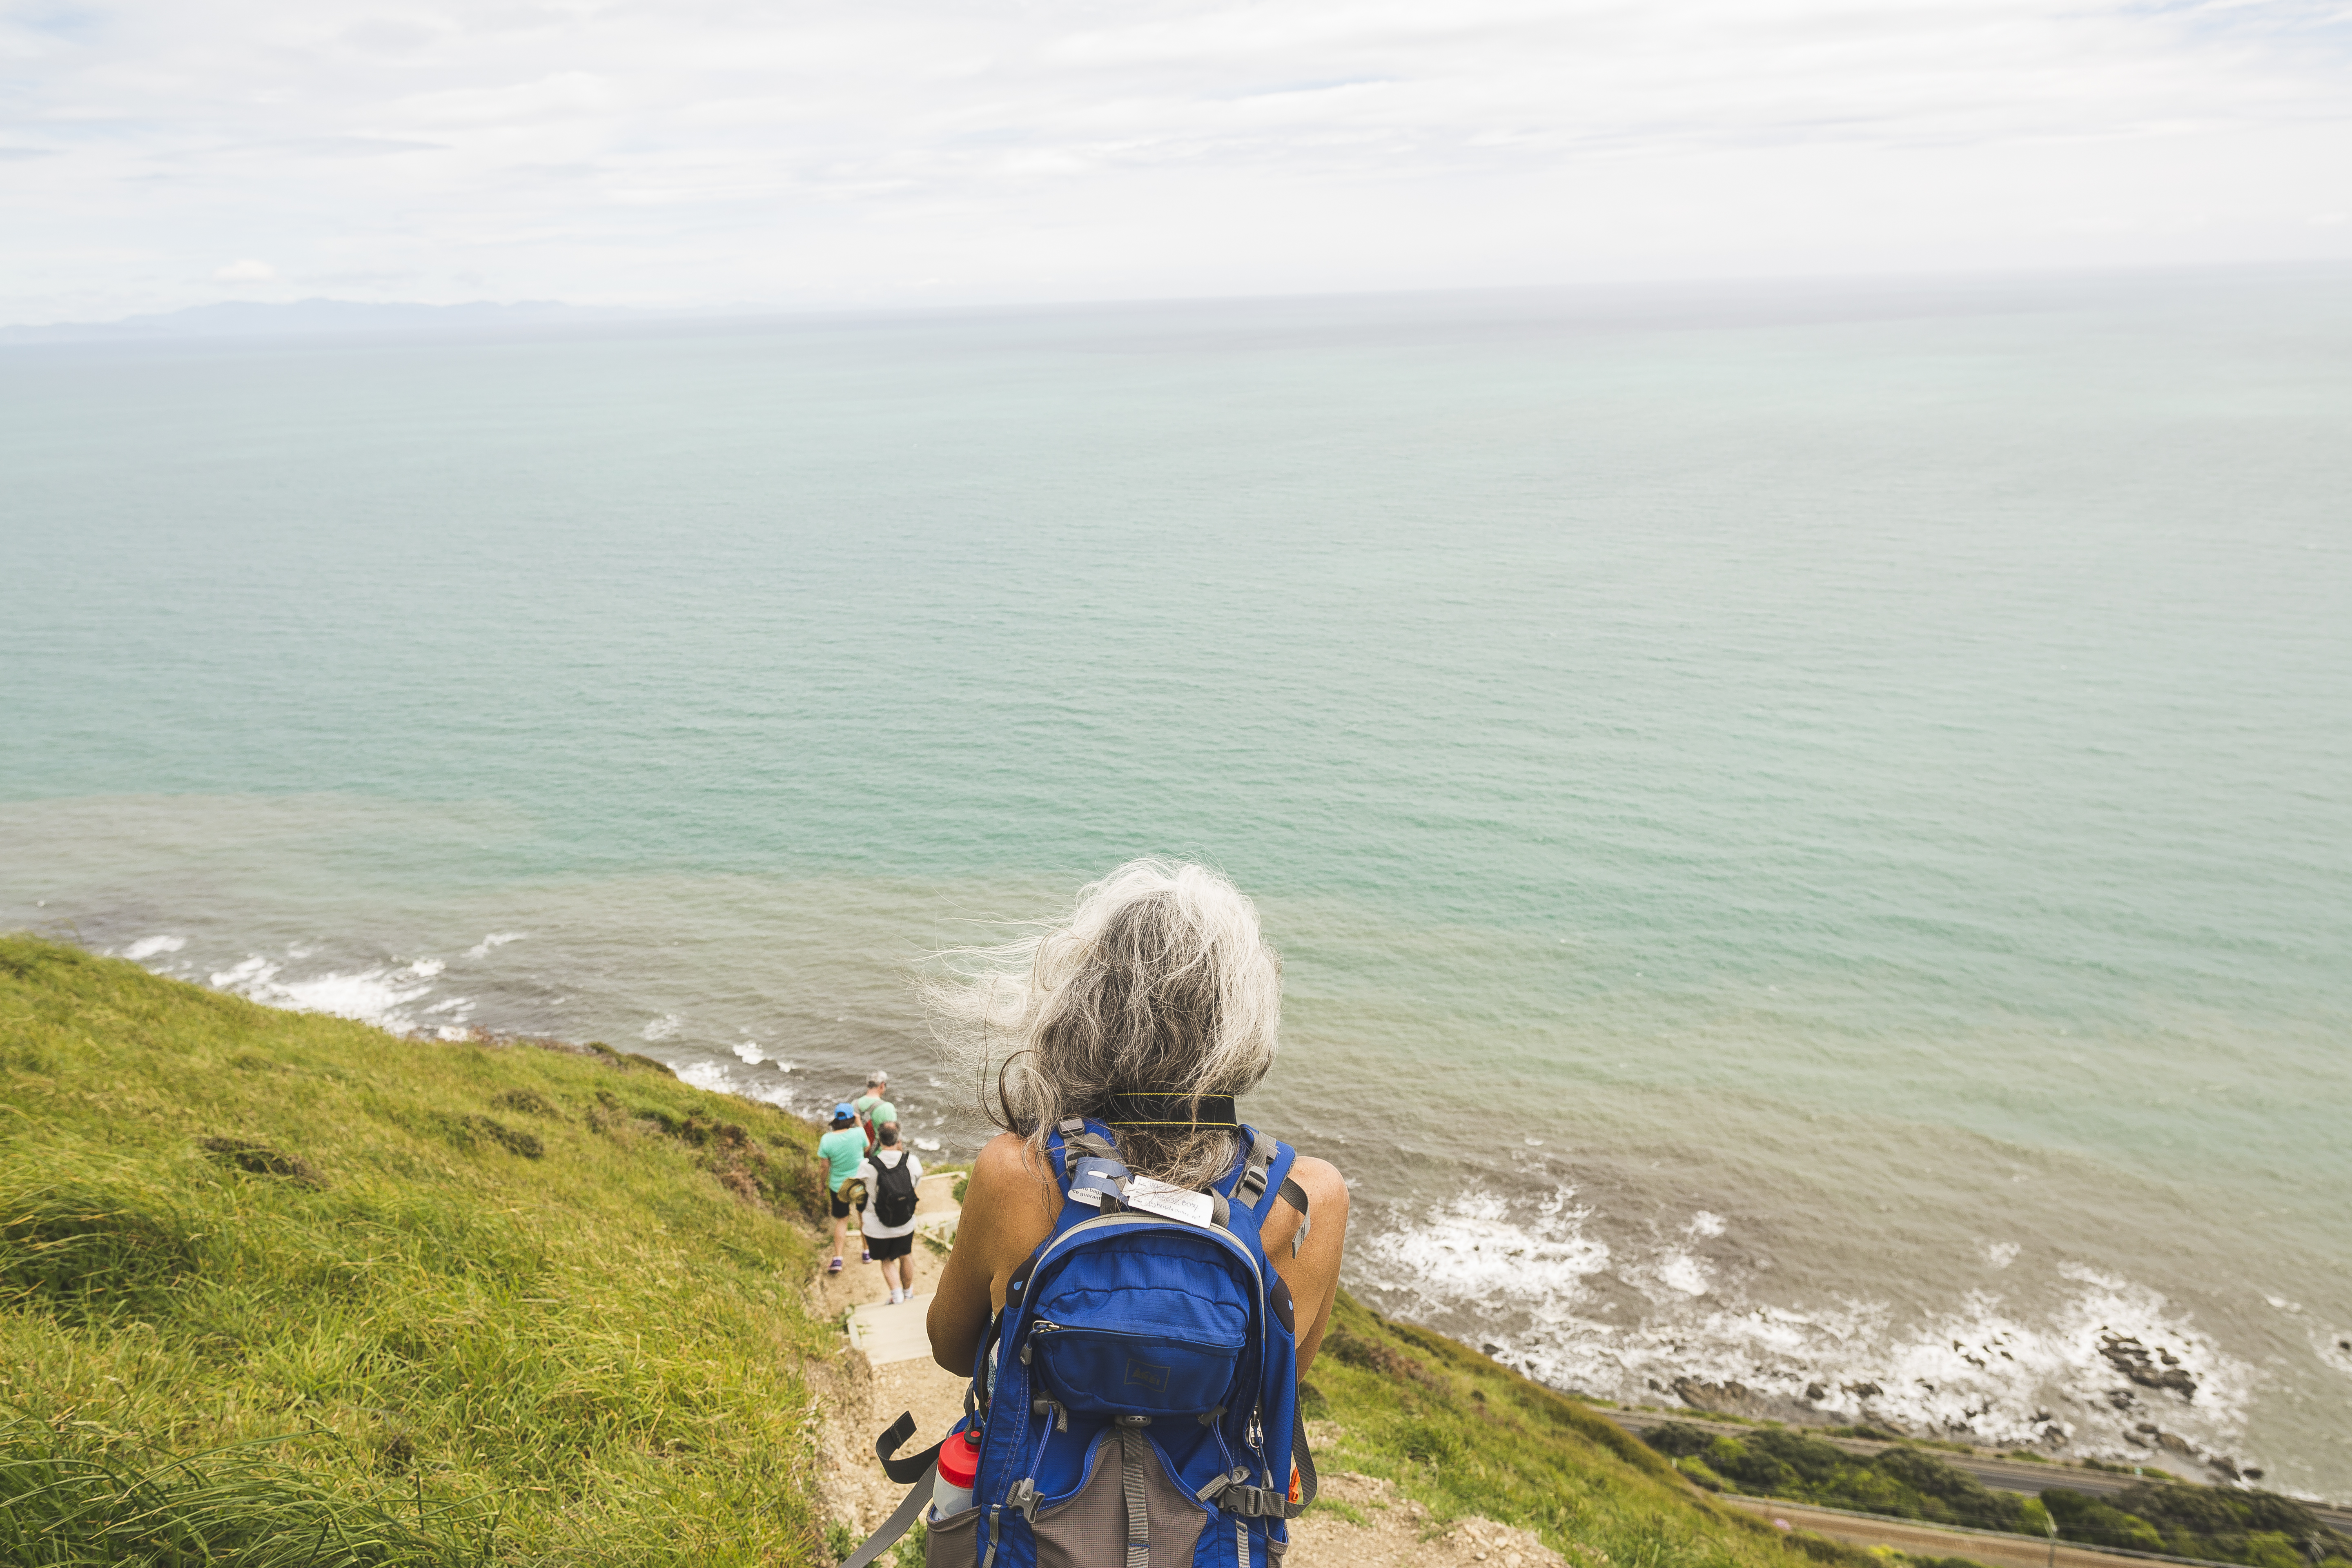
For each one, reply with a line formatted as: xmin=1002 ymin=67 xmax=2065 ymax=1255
xmin=810 ymin=1173 xmax=974 ymax=1544
xmin=1284 ymin=1468 xmax=1574 ymax=1568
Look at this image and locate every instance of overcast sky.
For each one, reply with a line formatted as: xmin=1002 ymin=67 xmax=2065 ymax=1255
xmin=4 ymin=0 xmax=2349 ymax=323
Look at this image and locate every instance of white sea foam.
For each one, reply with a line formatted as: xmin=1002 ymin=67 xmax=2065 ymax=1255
xmin=1357 ymin=1185 xmax=1611 ymax=1312
xmin=914 ymin=1138 xmax=941 ymax=1152
xmin=1654 ymin=1253 xmax=1713 ymax=1296
xmin=125 ymin=934 xmax=185 ymax=960
xmin=732 ymin=1041 xmax=766 ymax=1064
xmin=465 ymin=932 xmax=527 ymax=958
xmin=1983 ymin=1241 xmax=2021 ymax=1269
xmin=1361 ymin=1186 xmax=2256 ymax=1469
xmin=408 ymin=958 xmax=445 ymax=978
xmin=676 ymin=1060 xmax=730 ymax=1093
xmin=641 ymin=1013 xmax=682 ymax=1042
xmin=208 ymin=954 xmax=439 ymax=1033
xmin=733 ymin=1077 xmax=799 ymax=1112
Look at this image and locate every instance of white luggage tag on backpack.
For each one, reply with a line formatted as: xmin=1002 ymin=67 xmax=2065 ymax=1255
xmin=1067 ymin=1155 xmax=1129 ymax=1209
xmin=1122 ymin=1176 xmax=1215 ymax=1228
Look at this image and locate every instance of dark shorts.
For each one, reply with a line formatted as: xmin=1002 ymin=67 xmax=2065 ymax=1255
xmin=830 ymin=1189 xmax=854 ymax=1219
xmin=866 ymin=1231 xmax=914 ymax=1261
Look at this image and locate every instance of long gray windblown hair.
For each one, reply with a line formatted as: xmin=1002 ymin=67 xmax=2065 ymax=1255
xmin=920 ymin=859 xmax=1282 ymax=1189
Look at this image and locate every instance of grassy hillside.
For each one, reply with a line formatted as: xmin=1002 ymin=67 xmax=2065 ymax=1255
xmin=1642 ymin=1423 xmax=2352 ymax=1568
xmin=0 ymin=935 xmax=834 ymax=1566
xmin=1302 ymin=1296 xmax=1869 ymax=1568
xmin=3 ymin=935 xmax=1886 ymax=1568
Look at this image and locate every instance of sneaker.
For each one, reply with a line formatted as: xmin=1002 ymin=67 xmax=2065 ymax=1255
xmin=826 ymin=1257 xmax=843 ymax=1274
xmin=889 ymin=1289 xmax=903 ymax=1305
xmin=862 ymin=1248 xmax=872 ymax=1262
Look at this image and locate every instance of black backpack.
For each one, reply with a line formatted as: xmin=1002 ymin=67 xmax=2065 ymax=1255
xmin=871 ymin=1154 xmax=918 ymax=1227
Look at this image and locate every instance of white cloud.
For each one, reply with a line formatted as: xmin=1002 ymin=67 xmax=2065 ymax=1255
xmin=4 ymin=0 xmax=2350 ymax=322
xmin=213 ymin=258 xmax=276 ymax=282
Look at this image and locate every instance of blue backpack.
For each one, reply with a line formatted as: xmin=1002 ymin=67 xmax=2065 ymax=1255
xmin=852 ymin=1114 xmax=1317 ymax=1568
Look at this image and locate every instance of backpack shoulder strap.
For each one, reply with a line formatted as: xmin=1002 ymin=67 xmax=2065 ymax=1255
xmin=1046 ymin=1115 xmax=1120 ymax=1183
xmin=1042 ymin=1117 xmax=1129 ymax=1239
xmin=1221 ymin=1125 xmax=1314 ymax=1257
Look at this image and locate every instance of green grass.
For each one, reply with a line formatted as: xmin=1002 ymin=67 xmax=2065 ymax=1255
xmin=1304 ymin=1296 xmax=1879 ymax=1568
xmin=1639 ymin=1423 xmax=2352 ymax=1568
xmin=0 ymin=934 xmax=2040 ymax=1568
xmin=0 ymin=935 xmax=835 ymax=1565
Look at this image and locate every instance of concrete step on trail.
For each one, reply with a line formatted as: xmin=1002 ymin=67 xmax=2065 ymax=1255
xmin=848 ymin=1293 xmax=938 ymax=1365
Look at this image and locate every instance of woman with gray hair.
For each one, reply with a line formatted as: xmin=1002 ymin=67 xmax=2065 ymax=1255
xmin=923 ymin=858 xmax=1349 ymax=1379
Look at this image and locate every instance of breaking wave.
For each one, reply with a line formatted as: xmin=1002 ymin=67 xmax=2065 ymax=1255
xmin=1356 ymin=1180 xmax=2258 ymax=1476
xmin=208 ymin=954 xmax=442 ymax=1034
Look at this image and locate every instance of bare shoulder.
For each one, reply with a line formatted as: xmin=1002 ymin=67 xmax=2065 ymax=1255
xmin=1283 ymin=1154 xmax=1349 ymax=1246
xmin=960 ymin=1133 xmax=1059 ymax=1259
xmin=1288 ymin=1154 xmax=1348 ymax=1212
xmin=1258 ymin=1150 xmax=1348 ymax=1262
xmin=970 ymin=1130 xmax=1046 ymax=1186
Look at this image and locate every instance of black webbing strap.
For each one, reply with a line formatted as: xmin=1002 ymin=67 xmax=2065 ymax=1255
xmin=1289 ymin=1399 xmax=1319 ymax=1515
xmin=844 ymin=1415 xmax=941 ymax=1568
xmin=875 ymin=1411 xmax=944 ymax=1484
xmin=1277 ymin=1175 xmax=1311 ymax=1257
xmin=842 ymin=1475 xmax=934 ymax=1568
xmin=1104 ymin=1092 xmax=1239 ymax=1127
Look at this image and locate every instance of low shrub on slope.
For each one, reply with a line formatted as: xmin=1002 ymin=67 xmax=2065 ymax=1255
xmin=1641 ymin=1423 xmax=2351 ymax=1568
xmin=0 ymin=935 xmax=833 ymax=1566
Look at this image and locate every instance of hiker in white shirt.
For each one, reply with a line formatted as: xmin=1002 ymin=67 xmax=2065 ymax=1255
xmin=855 ymin=1123 xmax=924 ymax=1304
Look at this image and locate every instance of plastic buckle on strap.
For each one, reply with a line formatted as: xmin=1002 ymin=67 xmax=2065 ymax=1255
xmin=1008 ymin=1477 xmax=1041 ymax=1524
xmin=1194 ymin=1464 xmax=1250 ymax=1504
xmin=1222 ymin=1485 xmax=1286 ymax=1517
xmin=1236 ymin=1130 xmax=1274 ymax=1205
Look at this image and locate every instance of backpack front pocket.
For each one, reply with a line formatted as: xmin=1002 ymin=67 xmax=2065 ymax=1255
xmin=923 ymin=1503 xmax=981 ymax=1568
xmin=1030 ymin=1321 xmax=1245 ymax=1419
xmin=1031 ymin=1424 xmax=1206 ymax=1568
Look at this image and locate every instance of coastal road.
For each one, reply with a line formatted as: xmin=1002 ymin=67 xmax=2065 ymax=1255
xmin=1600 ymin=1411 xmax=2352 ymax=1536
xmin=1722 ymin=1497 xmax=2182 ymax=1568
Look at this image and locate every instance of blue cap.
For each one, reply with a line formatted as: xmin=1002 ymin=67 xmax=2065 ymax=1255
xmin=832 ymin=1102 xmax=857 ymax=1122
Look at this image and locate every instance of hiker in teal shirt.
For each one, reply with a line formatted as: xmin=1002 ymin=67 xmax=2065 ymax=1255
xmin=854 ymin=1072 xmax=895 ymax=1148
xmin=816 ymin=1102 xmax=867 ymax=1274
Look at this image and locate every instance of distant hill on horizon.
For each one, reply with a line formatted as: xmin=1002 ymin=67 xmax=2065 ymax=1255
xmin=0 ymin=296 xmax=652 ymax=344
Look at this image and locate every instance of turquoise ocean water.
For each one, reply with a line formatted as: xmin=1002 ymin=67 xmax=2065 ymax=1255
xmin=4 ymin=272 xmax=2348 ymax=1494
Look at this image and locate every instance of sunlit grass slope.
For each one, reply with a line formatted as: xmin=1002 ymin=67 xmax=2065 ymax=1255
xmin=1 ymin=934 xmax=1876 ymax=1568
xmin=0 ymin=935 xmax=833 ymax=1566
xmin=1307 ymin=1293 xmax=1869 ymax=1568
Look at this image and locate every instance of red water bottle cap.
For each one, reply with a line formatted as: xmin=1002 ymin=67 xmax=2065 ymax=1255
xmin=938 ymin=1427 xmax=981 ymax=1488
